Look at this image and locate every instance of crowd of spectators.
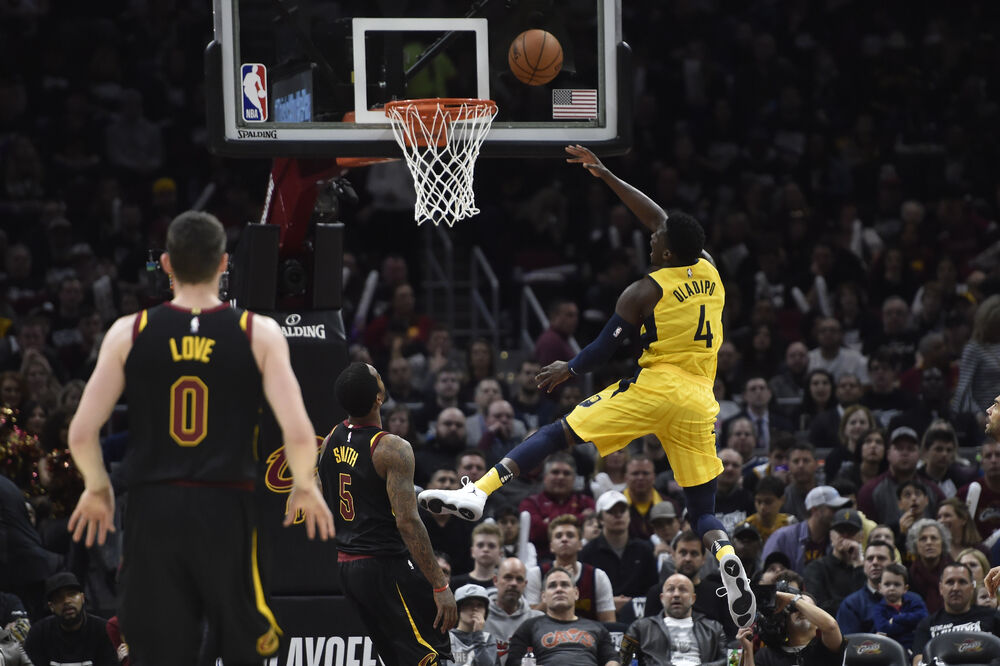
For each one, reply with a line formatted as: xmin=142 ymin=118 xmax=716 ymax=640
xmin=4 ymin=0 xmax=1000 ymax=664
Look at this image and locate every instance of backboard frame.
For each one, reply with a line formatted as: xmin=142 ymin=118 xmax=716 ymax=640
xmin=205 ymin=0 xmax=632 ymax=159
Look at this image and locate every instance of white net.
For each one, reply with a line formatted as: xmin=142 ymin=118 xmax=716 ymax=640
xmin=385 ymin=99 xmax=498 ymax=226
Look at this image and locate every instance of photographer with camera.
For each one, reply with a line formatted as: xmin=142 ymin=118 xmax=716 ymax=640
xmin=743 ymin=584 xmax=845 ymax=666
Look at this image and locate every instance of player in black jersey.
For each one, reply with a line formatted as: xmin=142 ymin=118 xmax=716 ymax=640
xmin=67 ymin=211 xmax=334 ymax=666
xmin=320 ymin=362 xmax=457 ymax=666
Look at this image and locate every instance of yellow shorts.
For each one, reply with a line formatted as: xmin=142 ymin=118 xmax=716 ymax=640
xmin=565 ymin=364 xmax=722 ymax=487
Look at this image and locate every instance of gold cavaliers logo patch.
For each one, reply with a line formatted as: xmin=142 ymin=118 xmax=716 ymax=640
xmin=264 ymin=437 xmax=325 ymax=524
xmin=418 ymin=652 xmax=438 ymax=666
xmin=256 ymin=626 xmax=280 ymax=656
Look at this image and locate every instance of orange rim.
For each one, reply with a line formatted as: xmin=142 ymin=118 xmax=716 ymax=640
xmin=385 ymin=98 xmax=497 ymax=147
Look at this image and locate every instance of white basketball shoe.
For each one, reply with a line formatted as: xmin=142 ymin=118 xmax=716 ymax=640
xmin=418 ymin=476 xmax=488 ymax=521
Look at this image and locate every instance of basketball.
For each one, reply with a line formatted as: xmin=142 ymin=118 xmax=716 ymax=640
xmin=508 ymin=29 xmax=563 ymax=86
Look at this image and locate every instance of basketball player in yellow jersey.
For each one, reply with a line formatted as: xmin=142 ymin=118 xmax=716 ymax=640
xmin=420 ymin=145 xmax=755 ymax=629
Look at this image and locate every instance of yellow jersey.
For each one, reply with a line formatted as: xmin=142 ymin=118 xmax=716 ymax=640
xmin=638 ymin=259 xmax=724 ymax=381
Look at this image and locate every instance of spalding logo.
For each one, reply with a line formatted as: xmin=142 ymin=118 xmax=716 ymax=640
xmin=957 ymin=639 xmax=984 ymax=653
xmin=285 ymin=313 xmax=302 ymax=325
xmin=855 ymin=641 xmax=882 ymax=655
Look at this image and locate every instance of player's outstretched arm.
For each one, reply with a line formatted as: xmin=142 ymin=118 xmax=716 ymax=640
xmin=68 ymin=315 xmax=134 ymax=547
xmin=251 ymin=315 xmax=334 ymax=540
xmin=538 ymin=278 xmax=651 ymax=390
xmin=374 ymin=434 xmax=457 ymax=632
xmin=565 ymin=144 xmax=666 ymax=233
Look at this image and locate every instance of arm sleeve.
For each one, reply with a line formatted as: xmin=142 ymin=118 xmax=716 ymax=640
xmin=568 ymin=314 xmax=637 ymax=377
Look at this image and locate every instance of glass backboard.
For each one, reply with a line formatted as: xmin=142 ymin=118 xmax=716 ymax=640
xmin=206 ymin=0 xmax=631 ymax=158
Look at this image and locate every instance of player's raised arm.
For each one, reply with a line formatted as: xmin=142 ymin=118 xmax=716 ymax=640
xmin=374 ymin=433 xmax=457 ymax=631
xmin=67 ymin=315 xmax=135 ymax=547
xmin=251 ymin=315 xmax=334 ymax=540
xmin=536 ymin=276 xmax=654 ymax=393
xmin=565 ymin=144 xmax=667 ymax=232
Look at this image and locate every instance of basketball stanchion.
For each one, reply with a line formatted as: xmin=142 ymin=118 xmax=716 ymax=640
xmin=384 ymin=98 xmax=498 ymax=227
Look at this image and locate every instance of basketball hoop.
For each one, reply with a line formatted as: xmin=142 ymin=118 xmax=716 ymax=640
xmin=384 ymin=98 xmax=498 ymax=227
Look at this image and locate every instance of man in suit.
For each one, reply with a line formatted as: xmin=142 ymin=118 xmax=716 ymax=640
xmin=725 ymin=376 xmax=794 ymax=451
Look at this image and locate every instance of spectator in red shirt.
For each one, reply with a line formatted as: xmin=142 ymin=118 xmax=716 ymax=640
xmin=534 ymin=299 xmax=579 ymax=367
xmin=519 ymin=452 xmax=595 ymax=558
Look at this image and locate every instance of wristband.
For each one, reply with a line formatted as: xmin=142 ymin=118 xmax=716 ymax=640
xmin=788 ymin=594 xmax=803 ymax=612
xmin=433 ymin=585 xmax=449 ymax=593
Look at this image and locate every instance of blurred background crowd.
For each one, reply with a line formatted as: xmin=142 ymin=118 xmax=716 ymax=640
xmin=3 ymin=0 xmax=1000 ymax=663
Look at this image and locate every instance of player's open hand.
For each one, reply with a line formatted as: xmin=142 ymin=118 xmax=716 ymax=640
xmin=284 ymin=482 xmax=336 ymax=540
xmin=986 ymin=566 xmax=1000 ymax=598
xmin=536 ymin=360 xmax=572 ymax=393
xmin=565 ymin=144 xmax=609 ymax=178
xmin=433 ymin=586 xmax=458 ymax=633
xmin=68 ymin=486 xmax=116 ymax=547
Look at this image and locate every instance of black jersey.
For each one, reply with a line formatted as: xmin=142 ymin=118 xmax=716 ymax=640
xmin=123 ymin=303 xmax=263 ymax=487
xmin=320 ymin=421 xmax=407 ymax=557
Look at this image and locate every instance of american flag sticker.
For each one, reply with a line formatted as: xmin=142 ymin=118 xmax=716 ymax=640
xmin=552 ymin=89 xmax=598 ymax=119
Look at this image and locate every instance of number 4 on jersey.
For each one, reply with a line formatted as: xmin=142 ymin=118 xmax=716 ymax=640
xmin=694 ymin=304 xmax=714 ymax=348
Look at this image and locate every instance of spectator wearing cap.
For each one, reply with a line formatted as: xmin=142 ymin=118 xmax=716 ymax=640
xmin=762 ymin=486 xmax=851 ymax=574
xmin=619 ymin=573 xmax=728 ymax=666
xmin=24 ymin=573 xmax=117 ymax=666
xmin=623 ymin=455 xmax=664 ymax=540
xmin=803 ymin=509 xmax=866 ymax=615
xmin=446 ymin=584 xmax=500 ymax=666
xmin=857 ymin=426 xmax=945 ymax=525
xmin=958 ymin=440 xmax=1000 ymax=538
xmin=579 ymin=491 xmax=657 ymax=615
xmin=836 ymin=539 xmax=896 ymax=635
xmin=762 ymin=551 xmax=793 ymax=576
xmin=649 ymin=502 xmax=681 ymax=571
xmin=524 ymin=515 xmax=615 ymax=622
xmin=519 ymin=452 xmax=595 ymax=558
xmin=0 ymin=591 xmax=30 ymax=666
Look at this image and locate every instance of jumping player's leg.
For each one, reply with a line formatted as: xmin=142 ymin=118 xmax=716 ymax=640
xmin=655 ymin=386 xmax=756 ymax=629
xmin=419 ymin=374 xmax=656 ymax=520
xmin=418 ymin=419 xmax=579 ymax=520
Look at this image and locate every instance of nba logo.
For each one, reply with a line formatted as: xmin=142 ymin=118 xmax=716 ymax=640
xmin=241 ymin=63 xmax=268 ymax=122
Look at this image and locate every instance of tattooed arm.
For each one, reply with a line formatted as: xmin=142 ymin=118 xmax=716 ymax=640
xmin=373 ymin=434 xmax=457 ymax=631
